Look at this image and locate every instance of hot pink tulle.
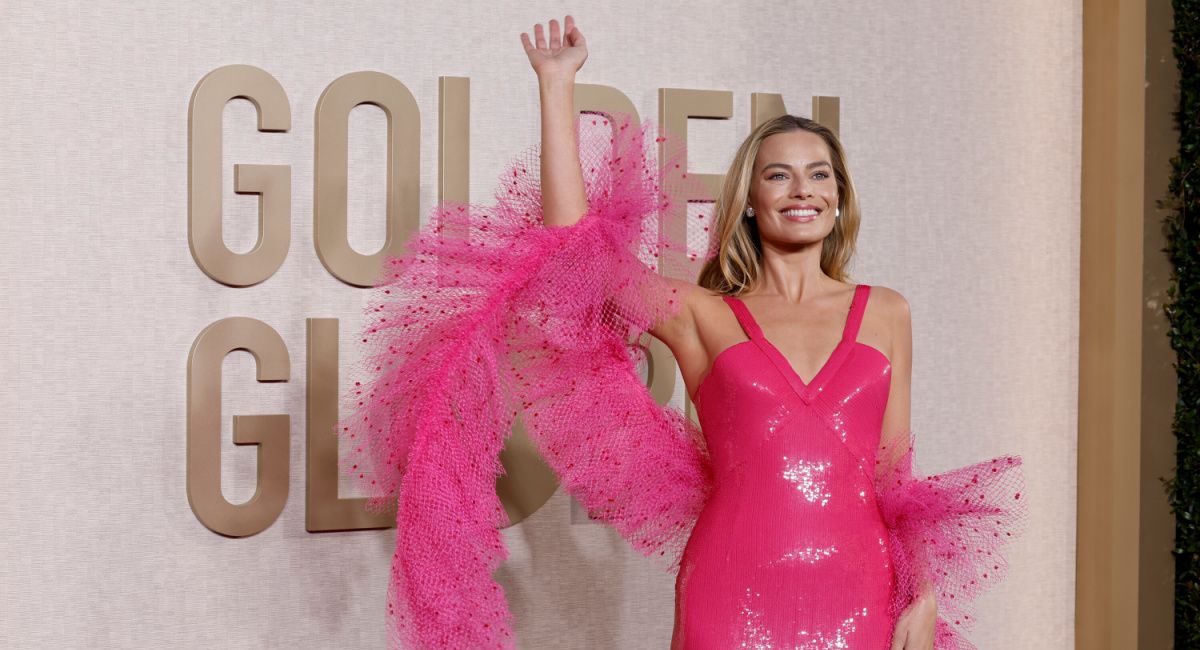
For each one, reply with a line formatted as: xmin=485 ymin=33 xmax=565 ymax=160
xmin=337 ymin=110 xmax=1028 ymax=650
xmin=875 ymin=431 xmax=1027 ymax=649
xmin=335 ymin=113 xmax=711 ymax=649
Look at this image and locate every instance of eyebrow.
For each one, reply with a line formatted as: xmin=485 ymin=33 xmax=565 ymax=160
xmin=761 ymin=161 xmax=832 ymax=173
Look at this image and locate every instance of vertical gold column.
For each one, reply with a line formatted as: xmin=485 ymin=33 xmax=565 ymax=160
xmin=1079 ymin=0 xmax=1146 ymax=647
xmin=1140 ymin=0 xmax=1179 ymax=645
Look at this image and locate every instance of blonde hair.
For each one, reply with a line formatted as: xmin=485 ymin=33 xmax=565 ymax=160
xmin=696 ymin=115 xmax=860 ymax=295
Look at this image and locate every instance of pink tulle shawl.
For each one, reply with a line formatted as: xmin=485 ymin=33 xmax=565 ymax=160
xmin=876 ymin=432 xmax=1026 ymax=649
xmin=337 ymin=114 xmax=710 ymax=649
xmin=336 ymin=112 xmax=1027 ymax=649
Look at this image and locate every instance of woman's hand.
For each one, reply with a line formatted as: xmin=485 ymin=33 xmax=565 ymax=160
xmin=890 ymin=589 xmax=937 ymax=650
xmin=520 ymin=15 xmax=588 ymax=80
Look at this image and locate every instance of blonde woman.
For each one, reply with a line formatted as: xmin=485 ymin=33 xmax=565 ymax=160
xmin=340 ymin=14 xmax=1025 ymax=650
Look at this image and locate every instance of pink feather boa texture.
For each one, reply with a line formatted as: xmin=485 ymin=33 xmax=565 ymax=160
xmin=336 ymin=112 xmax=1028 ymax=649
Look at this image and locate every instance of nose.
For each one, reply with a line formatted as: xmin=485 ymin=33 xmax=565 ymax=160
xmin=791 ymin=175 xmax=813 ymax=198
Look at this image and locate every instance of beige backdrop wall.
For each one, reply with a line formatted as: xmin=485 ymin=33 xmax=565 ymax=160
xmin=0 ymin=1 xmax=1079 ymax=648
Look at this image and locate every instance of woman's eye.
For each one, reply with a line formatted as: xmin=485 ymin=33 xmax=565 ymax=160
xmin=769 ymin=173 xmax=788 ymax=180
xmin=812 ymin=171 xmax=830 ymax=180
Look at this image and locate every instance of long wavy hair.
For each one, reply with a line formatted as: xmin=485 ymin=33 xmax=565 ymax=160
xmin=696 ymin=115 xmax=860 ymax=295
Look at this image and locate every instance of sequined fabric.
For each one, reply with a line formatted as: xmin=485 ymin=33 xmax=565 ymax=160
xmin=676 ymin=287 xmax=897 ymax=649
xmin=677 ymin=289 xmax=1026 ymax=650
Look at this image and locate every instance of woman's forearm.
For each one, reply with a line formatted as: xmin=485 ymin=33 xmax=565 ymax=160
xmin=538 ymin=74 xmax=589 ymax=227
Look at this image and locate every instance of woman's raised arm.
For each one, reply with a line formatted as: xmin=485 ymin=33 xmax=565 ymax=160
xmin=520 ymin=16 xmax=589 ymax=227
xmin=519 ymin=16 xmax=705 ymax=381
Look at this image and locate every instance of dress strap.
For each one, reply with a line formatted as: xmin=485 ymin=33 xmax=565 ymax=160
xmin=722 ymin=295 xmax=763 ymax=340
xmin=841 ymin=284 xmax=871 ymax=342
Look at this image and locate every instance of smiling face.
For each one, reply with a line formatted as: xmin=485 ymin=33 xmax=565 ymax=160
xmin=697 ymin=115 xmax=861 ymax=292
xmin=748 ymin=130 xmax=840 ymax=247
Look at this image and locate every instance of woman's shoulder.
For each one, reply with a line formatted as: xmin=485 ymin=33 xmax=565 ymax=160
xmin=863 ymin=283 xmax=911 ymax=326
xmin=659 ymin=276 xmax=724 ymax=306
xmin=645 ymin=275 xmax=718 ymax=341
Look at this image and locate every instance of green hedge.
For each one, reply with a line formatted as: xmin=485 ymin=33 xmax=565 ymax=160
xmin=1168 ymin=0 xmax=1200 ymax=644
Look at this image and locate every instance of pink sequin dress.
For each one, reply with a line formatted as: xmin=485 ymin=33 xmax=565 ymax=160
xmin=675 ymin=287 xmax=897 ymax=648
xmin=336 ymin=113 xmax=1026 ymax=650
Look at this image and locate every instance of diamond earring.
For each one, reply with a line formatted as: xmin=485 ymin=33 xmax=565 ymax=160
xmin=835 ymin=207 xmax=841 ymax=219
xmin=746 ymin=207 xmax=755 ymax=218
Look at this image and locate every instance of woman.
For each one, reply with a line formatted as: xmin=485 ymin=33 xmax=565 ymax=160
xmin=339 ymin=15 xmax=1025 ymax=650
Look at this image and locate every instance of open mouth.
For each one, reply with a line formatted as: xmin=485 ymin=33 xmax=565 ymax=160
xmin=780 ymin=208 xmax=820 ymax=222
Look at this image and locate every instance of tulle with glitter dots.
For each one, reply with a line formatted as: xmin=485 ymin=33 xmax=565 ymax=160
xmin=875 ymin=431 xmax=1027 ymax=649
xmin=335 ymin=108 xmax=1029 ymax=650
xmin=334 ymin=113 xmax=713 ymax=650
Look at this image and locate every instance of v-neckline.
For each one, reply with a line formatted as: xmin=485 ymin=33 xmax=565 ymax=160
xmin=726 ymin=285 xmax=866 ymax=403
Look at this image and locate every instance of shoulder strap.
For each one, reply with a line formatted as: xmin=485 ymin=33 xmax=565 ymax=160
xmin=722 ymin=295 xmax=763 ymax=340
xmin=842 ymin=284 xmax=871 ymax=342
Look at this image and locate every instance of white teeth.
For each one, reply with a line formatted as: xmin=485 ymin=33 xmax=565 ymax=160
xmin=782 ymin=209 xmax=819 ymax=217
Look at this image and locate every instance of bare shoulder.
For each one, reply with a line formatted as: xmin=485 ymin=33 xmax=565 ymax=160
xmin=867 ymin=284 xmax=911 ymax=326
xmin=865 ymin=285 xmax=912 ymax=366
xmin=652 ymin=275 xmax=705 ymax=335
xmin=648 ymin=275 xmax=717 ymax=341
xmin=658 ymin=275 xmax=724 ymax=311
xmin=682 ymin=281 xmax=728 ymax=325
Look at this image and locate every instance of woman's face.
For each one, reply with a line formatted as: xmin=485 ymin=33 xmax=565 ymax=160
xmin=747 ymin=130 xmax=840 ymax=247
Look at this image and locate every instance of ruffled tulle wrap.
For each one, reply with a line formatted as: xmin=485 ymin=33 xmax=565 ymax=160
xmin=874 ymin=431 xmax=1028 ymax=650
xmin=336 ymin=113 xmax=713 ymax=650
xmin=338 ymin=110 xmax=1028 ymax=650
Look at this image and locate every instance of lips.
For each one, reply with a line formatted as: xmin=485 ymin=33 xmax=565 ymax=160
xmin=780 ymin=207 xmax=821 ymax=222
